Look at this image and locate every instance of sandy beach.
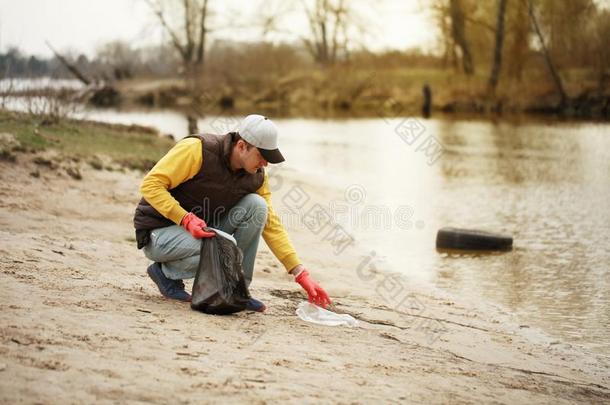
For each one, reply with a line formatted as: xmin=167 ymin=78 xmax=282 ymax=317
xmin=1 ymin=144 xmax=609 ymax=404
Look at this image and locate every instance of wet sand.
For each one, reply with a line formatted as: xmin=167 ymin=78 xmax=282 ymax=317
xmin=1 ymin=149 xmax=609 ymax=403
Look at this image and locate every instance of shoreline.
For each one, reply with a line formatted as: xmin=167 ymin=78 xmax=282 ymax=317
xmin=268 ymin=168 xmax=609 ymax=359
xmin=3 ymin=73 xmax=609 ymax=122
xmin=1 ymin=118 xmax=609 ymax=402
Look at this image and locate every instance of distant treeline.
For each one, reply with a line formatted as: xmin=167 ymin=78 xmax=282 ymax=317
xmin=3 ymin=0 xmax=608 ymax=86
xmin=2 ymin=0 xmax=609 ymax=119
xmin=0 ymin=41 xmax=443 ymax=81
xmin=0 ymin=48 xmax=64 ymax=77
xmin=0 ymin=43 xmax=182 ymax=80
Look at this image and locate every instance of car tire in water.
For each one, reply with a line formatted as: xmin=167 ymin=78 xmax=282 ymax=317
xmin=436 ymin=227 xmax=513 ymax=251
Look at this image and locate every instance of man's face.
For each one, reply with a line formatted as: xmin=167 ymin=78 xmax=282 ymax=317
xmin=240 ymin=142 xmax=268 ymax=174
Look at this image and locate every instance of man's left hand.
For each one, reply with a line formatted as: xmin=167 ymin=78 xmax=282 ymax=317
xmin=294 ymin=268 xmax=332 ymax=308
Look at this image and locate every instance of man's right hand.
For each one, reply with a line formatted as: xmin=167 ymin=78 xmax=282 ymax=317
xmin=181 ymin=212 xmax=216 ymax=239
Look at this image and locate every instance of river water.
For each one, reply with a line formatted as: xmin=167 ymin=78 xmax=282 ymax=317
xmin=77 ymin=108 xmax=610 ymax=354
xmin=5 ymin=98 xmax=610 ymax=354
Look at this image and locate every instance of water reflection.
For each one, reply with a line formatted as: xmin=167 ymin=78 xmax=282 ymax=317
xmin=281 ymin=117 xmax=610 ymax=353
xmin=432 ymin=119 xmax=609 ymax=352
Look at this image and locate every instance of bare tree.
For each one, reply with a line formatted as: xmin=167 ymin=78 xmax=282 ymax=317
xmin=593 ymin=9 xmax=610 ymax=91
xmin=255 ymin=1 xmax=296 ymax=39
xmin=146 ymin=0 xmax=210 ymax=79
xmin=505 ymin=0 xmax=529 ymax=80
xmin=449 ymin=0 xmax=475 ymax=75
xmin=431 ymin=1 xmax=458 ymax=70
xmin=96 ymin=41 xmax=141 ymax=80
xmin=540 ymin=0 xmax=595 ymax=68
xmin=301 ymin=0 xmax=352 ymax=65
xmin=45 ymin=41 xmax=91 ymax=86
xmin=488 ymin=0 xmax=508 ymax=92
xmin=526 ymin=0 xmax=567 ymax=107
xmin=146 ymin=0 xmax=212 ymax=131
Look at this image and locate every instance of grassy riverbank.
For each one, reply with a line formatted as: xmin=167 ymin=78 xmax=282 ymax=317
xmin=0 ymin=109 xmax=173 ymax=171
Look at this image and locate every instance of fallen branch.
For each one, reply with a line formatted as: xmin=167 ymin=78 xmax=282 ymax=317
xmin=45 ymin=41 xmax=91 ymax=86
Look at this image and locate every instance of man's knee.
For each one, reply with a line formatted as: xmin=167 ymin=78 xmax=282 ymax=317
xmin=242 ymin=193 xmax=268 ymax=226
xmin=224 ymin=194 xmax=268 ymax=230
xmin=242 ymin=193 xmax=267 ymax=209
xmin=143 ymin=225 xmax=201 ymax=262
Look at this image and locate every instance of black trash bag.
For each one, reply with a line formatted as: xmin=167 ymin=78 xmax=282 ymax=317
xmin=191 ymin=230 xmax=251 ymax=315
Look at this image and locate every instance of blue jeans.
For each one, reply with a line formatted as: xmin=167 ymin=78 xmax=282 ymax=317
xmin=143 ymin=194 xmax=268 ymax=286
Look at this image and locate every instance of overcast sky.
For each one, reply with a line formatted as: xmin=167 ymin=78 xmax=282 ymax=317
xmin=0 ymin=0 xmax=438 ymax=58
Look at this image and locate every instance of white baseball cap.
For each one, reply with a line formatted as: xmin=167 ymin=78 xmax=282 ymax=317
xmin=238 ymin=114 xmax=285 ymax=164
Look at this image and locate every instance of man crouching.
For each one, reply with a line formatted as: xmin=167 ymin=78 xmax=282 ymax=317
xmin=133 ymin=114 xmax=331 ymax=311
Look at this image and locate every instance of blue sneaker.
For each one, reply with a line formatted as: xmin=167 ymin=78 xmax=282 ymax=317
xmin=146 ymin=262 xmax=191 ymax=302
xmin=246 ymin=297 xmax=266 ymax=312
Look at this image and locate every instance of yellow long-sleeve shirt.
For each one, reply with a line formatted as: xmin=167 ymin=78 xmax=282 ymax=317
xmin=139 ymin=137 xmax=301 ymax=272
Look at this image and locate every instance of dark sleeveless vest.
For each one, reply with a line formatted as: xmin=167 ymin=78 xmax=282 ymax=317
xmin=133 ymin=133 xmax=265 ymax=248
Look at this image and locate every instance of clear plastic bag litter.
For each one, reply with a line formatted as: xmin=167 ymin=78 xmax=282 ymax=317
xmin=296 ymin=301 xmax=359 ymax=327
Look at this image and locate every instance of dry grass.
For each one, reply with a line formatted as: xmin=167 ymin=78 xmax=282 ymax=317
xmin=0 ymin=109 xmax=174 ymax=171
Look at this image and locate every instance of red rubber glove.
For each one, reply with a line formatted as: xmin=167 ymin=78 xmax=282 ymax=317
xmin=295 ymin=270 xmax=332 ymax=308
xmin=181 ymin=212 xmax=216 ymax=239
